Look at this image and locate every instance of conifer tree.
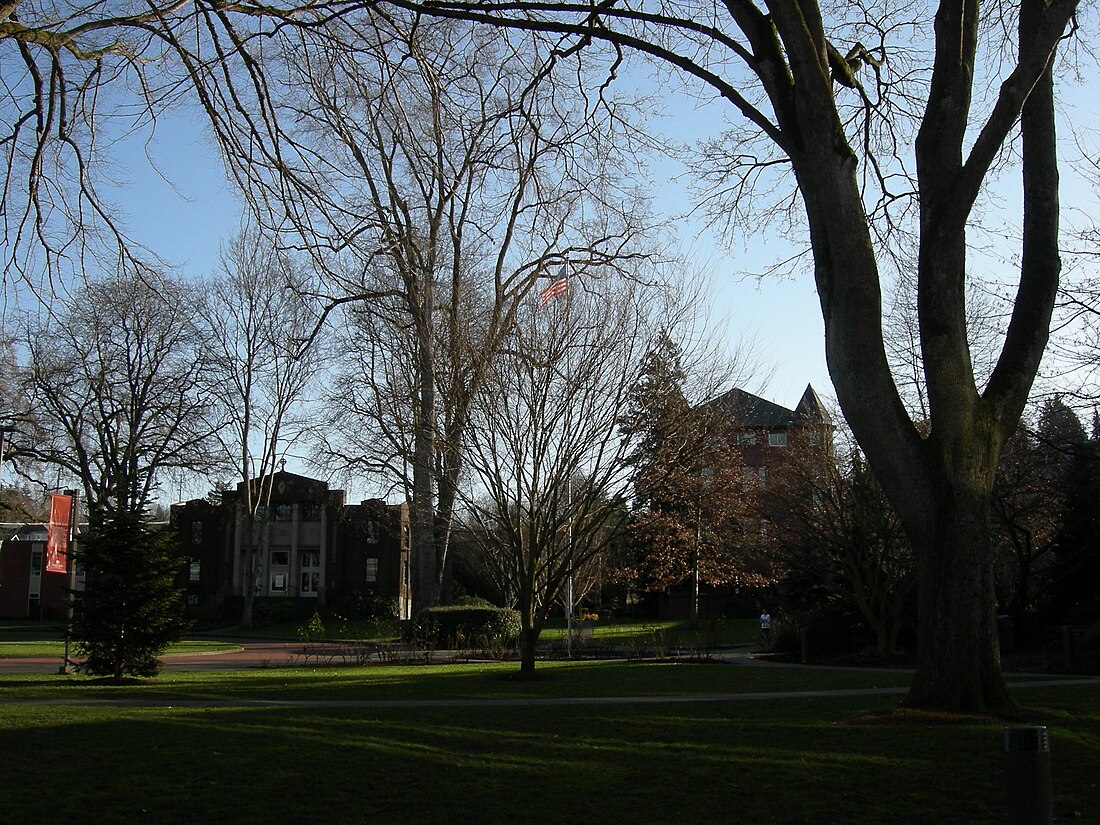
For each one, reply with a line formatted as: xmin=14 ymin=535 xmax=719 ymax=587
xmin=70 ymin=512 xmax=186 ymax=680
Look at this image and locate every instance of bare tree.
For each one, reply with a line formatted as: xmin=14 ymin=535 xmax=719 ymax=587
xmin=16 ymin=268 xmax=214 ymax=517
xmin=378 ymin=0 xmax=1084 ymax=712
xmin=769 ymin=433 xmax=916 ymax=658
xmin=459 ymin=277 xmax=666 ymax=674
xmin=199 ymin=225 xmax=321 ymax=627
xmin=284 ymin=13 xmax=653 ymax=613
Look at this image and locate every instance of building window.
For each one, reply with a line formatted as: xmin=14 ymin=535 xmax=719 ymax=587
xmin=365 ymin=557 xmax=379 ymax=583
xmin=271 ymin=551 xmax=290 ymax=567
xmin=768 ymin=432 xmax=787 ymax=447
xmin=271 ymin=573 xmax=287 ymax=592
xmin=300 ymin=550 xmax=321 ymax=597
xmin=191 ymin=521 xmax=203 ymax=545
xmin=274 ymin=503 xmax=294 ymax=522
xmin=189 ymin=559 xmax=201 ymax=582
xmin=736 ymin=431 xmax=757 ymax=446
xmin=742 ymin=466 xmax=767 ymax=488
xmin=301 ymin=503 xmax=322 ymax=522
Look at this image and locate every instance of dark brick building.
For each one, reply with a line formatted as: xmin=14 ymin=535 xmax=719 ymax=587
xmin=171 ymin=471 xmax=410 ymax=621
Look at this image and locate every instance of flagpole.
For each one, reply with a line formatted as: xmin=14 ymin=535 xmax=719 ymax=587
xmin=566 ymin=473 xmax=573 ymax=658
xmin=59 ymin=490 xmax=79 ymax=675
xmin=540 ymin=268 xmax=576 ymax=657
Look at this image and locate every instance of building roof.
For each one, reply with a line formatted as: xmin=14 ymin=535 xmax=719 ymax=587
xmin=793 ymin=384 xmax=833 ymax=426
xmin=705 ymin=384 xmax=832 ymax=429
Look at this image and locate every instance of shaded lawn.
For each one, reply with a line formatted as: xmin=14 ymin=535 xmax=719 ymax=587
xmin=0 ymin=685 xmax=1097 ymax=824
xmin=0 ymin=660 xmax=918 ymax=703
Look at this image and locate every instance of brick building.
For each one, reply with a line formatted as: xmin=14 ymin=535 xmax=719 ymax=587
xmin=655 ymin=384 xmax=832 ymax=618
xmin=171 ymin=471 xmax=410 ymax=621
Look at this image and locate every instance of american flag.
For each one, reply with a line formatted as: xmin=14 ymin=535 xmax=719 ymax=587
xmin=538 ymin=276 xmax=568 ymax=307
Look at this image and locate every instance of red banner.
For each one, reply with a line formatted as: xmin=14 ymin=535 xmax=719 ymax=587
xmin=45 ymin=494 xmax=73 ymax=574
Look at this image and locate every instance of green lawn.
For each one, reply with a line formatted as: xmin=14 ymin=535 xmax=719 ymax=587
xmin=539 ymin=616 xmax=760 ymax=646
xmin=0 ymin=639 xmax=240 ymax=659
xmin=0 ymin=661 xmax=1097 ymax=823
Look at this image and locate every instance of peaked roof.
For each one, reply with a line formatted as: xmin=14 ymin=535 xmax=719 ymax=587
xmin=793 ymin=384 xmax=833 ymax=426
xmin=705 ymin=384 xmax=831 ymax=429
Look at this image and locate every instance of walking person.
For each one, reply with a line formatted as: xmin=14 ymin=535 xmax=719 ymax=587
xmin=759 ymin=609 xmax=772 ymax=647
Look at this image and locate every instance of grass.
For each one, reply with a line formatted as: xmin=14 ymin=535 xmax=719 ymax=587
xmin=0 ymin=639 xmax=240 ymax=658
xmin=538 ymin=616 xmax=759 ymax=646
xmin=1 ymin=660 xmax=1098 ymax=824
xmin=0 ymin=659 xmax=918 ymax=702
xmin=218 ymin=616 xmax=760 ymax=647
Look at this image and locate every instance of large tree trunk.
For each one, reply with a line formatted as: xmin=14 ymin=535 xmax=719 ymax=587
xmin=519 ymin=627 xmax=539 ymax=676
xmin=411 ymin=269 xmax=439 ymax=615
xmin=907 ymin=481 xmax=1013 ymax=711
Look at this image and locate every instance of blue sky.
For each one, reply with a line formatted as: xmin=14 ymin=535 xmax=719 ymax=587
xmin=106 ymin=96 xmax=834 ymax=421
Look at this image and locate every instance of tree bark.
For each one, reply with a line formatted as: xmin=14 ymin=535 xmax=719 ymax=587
xmin=907 ymin=481 xmax=1012 ymax=710
xmin=519 ymin=627 xmax=539 ymax=676
xmin=411 ymin=263 xmax=440 ymax=615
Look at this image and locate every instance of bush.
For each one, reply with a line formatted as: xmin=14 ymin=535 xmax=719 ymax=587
xmin=251 ymin=599 xmax=299 ymax=627
xmin=327 ymin=589 xmax=400 ymax=621
xmin=298 ymin=612 xmax=326 ymax=643
xmin=1079 ymin=621 xmax=1100 ymax=674
xmin=771 ymin=605 xmax=868 ymax=661
xmin=413 ymin=605 xmax=520 ymax=650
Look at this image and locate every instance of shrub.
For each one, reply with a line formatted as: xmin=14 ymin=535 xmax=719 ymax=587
xmin=252 ymin=599 xmax=299 ymax=627
xmin=298 ymin=612 xmax=326 ymax=643
xmin=1079 ymin=621 xmax=1100 ymax=674
xmin=453 ymin=595 xmax=494 ymax=608
xmin=414 ymin=605 xmax=520 ymax=650
xmin=327 ymin=589 xmax=399 ymax=621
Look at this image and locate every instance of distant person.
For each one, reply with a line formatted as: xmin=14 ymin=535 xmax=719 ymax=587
xmin=759 ymin=610 xmax=772 ymax=643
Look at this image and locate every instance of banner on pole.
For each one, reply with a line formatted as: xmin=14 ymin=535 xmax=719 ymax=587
xmin=45 ymin=493 xmax=73 ymax=574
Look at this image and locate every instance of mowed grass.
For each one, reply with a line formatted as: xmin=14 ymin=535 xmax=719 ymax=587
xmin=1 ymin=662 xmax=1098 ymax=824
xmin=0 ymin=639 xmax=240 ymax=659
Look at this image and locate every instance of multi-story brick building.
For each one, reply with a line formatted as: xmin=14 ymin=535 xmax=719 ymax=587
xmin=171 ymin=471 xmax=411 ymax=621
xmin=653 ymin=384 xmax=832 ymax=618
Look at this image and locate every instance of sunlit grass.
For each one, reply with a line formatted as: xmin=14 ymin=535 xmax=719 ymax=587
xmin=0 ymin=639 xmax=240 ymax=659
xmin=538 ymin=616 xmax=759 ymax=645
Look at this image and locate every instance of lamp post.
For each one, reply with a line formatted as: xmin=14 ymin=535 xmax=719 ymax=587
xmin=692 ymin=467 xmax=714 ymax=621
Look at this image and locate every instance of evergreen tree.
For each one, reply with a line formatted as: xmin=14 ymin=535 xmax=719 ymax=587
xmin=618 ymin=333 xmax=772 ymax=614
xmin=619 ymin=331 xmax=691 ymax=512
xmin=70 ymin=511 xmax=187 ymax=680
xmin=1038 ymin=399 xmax=1100 ymax=623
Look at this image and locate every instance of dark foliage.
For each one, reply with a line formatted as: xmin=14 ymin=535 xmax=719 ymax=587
xmin=414 ymin=605 xmax=521 ymax=649
xmin=70 ymin=512 xmax=187 ymax=679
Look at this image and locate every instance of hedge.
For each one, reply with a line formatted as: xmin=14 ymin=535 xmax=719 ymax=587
xmin=415 ymin=605 xmax=521 ymax=649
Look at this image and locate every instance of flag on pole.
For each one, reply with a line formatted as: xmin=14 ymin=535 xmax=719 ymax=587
xmin=538 ymin=276 xmax=568 ymax=307
xmin=45 ymin=493 xmax=73 ymax=574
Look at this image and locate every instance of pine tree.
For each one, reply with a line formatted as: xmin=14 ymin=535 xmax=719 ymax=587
xmin=1038 ymin=399 xmax=1100 ymax=623
xmin=618 ymin=333 xmax=767 ymax=612
xmin=70 ymin=511 xmax=187 ymax=680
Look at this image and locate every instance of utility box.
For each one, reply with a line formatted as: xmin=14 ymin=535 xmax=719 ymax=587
xmin=1004 ymin=725 xmax=1052 ymax=825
